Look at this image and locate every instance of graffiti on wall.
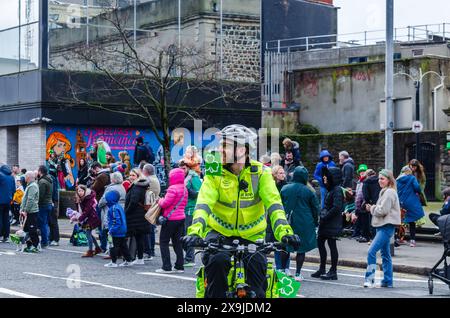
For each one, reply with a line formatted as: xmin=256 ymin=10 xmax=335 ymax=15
xmin=46 ymin=126 xmax=165 ymax=186
xmin=296 ymin=73 xmax=319 ymax=98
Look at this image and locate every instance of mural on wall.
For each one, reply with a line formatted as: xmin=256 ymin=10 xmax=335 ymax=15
xmin=46 ymin=126 xmax=165 ymax=186
xmin=46 ymin=125 xmax=218 ymax=188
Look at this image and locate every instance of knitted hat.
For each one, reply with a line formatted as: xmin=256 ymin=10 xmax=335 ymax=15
xmin=400 ymin=165 xmax=412 ymax=174
xmin=136 ymin=136 xmax=144 ymax=144
xmin=357 ymin=164 xmax=368 ymax=173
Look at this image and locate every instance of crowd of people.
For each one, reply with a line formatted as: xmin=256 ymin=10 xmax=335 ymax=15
xmin=259 ymin=143 xmax=449 ymax=287
xmin=1 ymin=133 xmax=450 ymax=290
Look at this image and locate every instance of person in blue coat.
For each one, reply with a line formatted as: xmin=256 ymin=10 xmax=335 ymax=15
xmin=314 ymin=150 xmax=336 ymax=208
xmin=104 ymin=190 xmax=133 ymax=267
xmin=0 ymin=165 xmax=16 ymax=242
xmin=281 ymin=166 xmax=320 ymax=282
xmin=396 ymin=166 xmax=425 ymax=247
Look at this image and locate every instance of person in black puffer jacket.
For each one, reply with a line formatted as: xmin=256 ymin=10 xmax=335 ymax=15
xmin=125 ymin=169 xmax=150 ymax=265
xmin=311 ymin=166 xmax=344 ymax=281
xmin=362 ymin=169 xmax=381 ymax=241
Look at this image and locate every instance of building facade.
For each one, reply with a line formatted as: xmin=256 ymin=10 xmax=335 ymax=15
xmin=0 ymin=0 xmax=262 ymax=185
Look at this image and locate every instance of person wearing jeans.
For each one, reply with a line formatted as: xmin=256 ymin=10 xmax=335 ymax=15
xmin=364 ymin=169 xmax=401 ymax=288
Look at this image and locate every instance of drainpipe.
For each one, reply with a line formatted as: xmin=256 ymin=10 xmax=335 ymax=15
xmin=433 ymin=82 xmax=444 ymax=130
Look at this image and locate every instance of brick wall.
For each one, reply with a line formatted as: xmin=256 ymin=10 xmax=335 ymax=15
xmin=18 ymin=125 xmax=46 ymax=171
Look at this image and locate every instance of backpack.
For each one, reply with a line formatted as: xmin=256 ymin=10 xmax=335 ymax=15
xmin=70 ymin=224 xmax=88 ymax=246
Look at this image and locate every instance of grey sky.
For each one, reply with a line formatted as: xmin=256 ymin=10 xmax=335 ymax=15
xmin=334 ymin=0 xmax=450 ymax=35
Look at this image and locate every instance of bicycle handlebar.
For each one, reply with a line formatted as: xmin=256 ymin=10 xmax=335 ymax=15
xmin=194 ymin=238 xmax=286 ymax=254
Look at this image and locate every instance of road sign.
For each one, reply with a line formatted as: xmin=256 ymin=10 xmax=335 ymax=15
xmin=412 ymin=121 xmax=423 ymax=134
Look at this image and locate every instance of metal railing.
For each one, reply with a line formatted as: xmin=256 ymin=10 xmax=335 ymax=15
xmin=266 ymin=23 xmax=450 ymax=52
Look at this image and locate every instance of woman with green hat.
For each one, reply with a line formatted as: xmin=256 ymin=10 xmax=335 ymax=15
xmin=354 ymin=164 xmax=369 ymax=242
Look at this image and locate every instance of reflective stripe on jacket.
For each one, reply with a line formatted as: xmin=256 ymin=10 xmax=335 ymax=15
xmin=187 ymin=160 xmax=293 ymax=242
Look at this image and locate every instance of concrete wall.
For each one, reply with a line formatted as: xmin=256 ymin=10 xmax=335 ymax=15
xmin=18 ymin=125 xmax=46 ymax=171
xmin=0 ymin=127 xmax=19 ymax=166
xmin=291 ymin=57 xmax=450 ymax=133
xmin=0 ymin=128 xmax=6 ymax=164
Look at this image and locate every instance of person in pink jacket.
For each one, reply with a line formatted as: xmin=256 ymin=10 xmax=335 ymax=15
xmin=156 ymin=168 xmax=188 ymax=273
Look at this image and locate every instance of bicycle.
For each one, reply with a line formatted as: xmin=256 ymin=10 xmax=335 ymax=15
xmin=193 ymin=237 xmax=287 ymax=298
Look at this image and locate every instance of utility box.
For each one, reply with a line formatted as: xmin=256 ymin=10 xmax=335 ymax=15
xmin=379 ymin=97 xmax=414 ymax=131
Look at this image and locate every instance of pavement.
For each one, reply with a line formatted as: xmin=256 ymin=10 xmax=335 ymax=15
xmin=10 ymin=218 xmax=447 ymax=277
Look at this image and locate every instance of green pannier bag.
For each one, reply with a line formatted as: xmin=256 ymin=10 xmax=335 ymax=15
xmin=195 ymin=267 xmax=206 ymax=298
xmin=266 ymin=262 xmax=279 ymax=298
xmin=195 ymin=260 xmax=279 ymax=298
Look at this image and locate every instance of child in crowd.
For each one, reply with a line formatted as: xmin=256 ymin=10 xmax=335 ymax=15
xmin=104 ymin=190 xmax=132 ymax=267
xmin=11 ymin=176 xmax=24 ymax=225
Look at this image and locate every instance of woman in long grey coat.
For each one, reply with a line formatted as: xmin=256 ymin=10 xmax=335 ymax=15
xmin=281 ymin=166 xmax=320 ymax=281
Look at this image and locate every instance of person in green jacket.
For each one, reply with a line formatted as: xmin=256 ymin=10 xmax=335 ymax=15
xmin=20 ymin=171 xmax=40 ymax=253
xmin=281 ymin=166 xmax=320 ymax=282
xmin=179 ymin=159 xmax=203 ymax=267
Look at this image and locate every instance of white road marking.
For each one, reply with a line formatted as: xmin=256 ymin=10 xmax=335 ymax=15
xmin=138 ymin=272 xmax=306 ymax=298
xmin=296 ymin=266 xmax=445 ymax=284
xmin=23 ymin=272 xmax=174 ymax=298
xmin=302 ymin=278 xmax=362 ymax=288
xmin=46 ymin=247 xmax=85 ymax=254
xmin=137 ymin=272 xmax=197 ymax=281
xmin=0 ymin=251 xmax=16 ymax=255
xmin=0 ymin=287 xmax=41 ymax=298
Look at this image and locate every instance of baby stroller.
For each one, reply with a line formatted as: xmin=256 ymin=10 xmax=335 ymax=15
xmin=428 ymin=214 xmax=450 ymax=294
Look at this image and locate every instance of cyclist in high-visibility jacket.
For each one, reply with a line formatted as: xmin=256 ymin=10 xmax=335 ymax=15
xmin=183 ymin=124 xmax=300 ymax=298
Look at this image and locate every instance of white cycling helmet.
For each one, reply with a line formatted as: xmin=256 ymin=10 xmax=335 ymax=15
xmin=219 ymin=124 xmax=258 ymax=148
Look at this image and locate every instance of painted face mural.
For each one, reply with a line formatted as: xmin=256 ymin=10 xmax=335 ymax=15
xmin=46 ymin=131 xmax=76 ymax=189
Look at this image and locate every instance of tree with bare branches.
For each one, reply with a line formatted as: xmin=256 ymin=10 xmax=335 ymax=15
xmin=50 ymin=3 xmax=259 ymax=176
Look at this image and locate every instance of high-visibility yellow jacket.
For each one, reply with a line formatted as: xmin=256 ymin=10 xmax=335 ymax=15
xmin=187 ymin=160 xmax=293 ymax=242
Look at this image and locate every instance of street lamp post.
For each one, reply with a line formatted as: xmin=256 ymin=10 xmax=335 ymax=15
xmin=415 ymin=80 xmax=421 ymax=161
xmin=385 ymin=0 xmax=395 ymax=256
xmin=395 ymin=70 xmax=446 ymax=161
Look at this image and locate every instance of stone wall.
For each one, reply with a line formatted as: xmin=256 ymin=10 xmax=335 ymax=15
xmin=281 ymin=131 xmax=386 ymax=178
xmin=441 ymin=137 xmax=450 ymax=194
xmin=49 ymin=0 xmax=261 ymax=82
xmin=221 ymin=23 xmax=260 ymax=82
xmin=280 ymin=130 xmax=450 ymax=200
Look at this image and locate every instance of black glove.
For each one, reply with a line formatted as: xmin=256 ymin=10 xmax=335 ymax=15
xmin=282 ymin=234 xmax=301 ymax=250
xmin=182 ymin=235 xmax=201 ymax=249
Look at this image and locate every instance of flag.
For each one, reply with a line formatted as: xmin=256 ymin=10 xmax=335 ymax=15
xmin=204 ymin=151 xmax=222 ymax=176
xmin=276 ymin=271 xmax=301 ymax=298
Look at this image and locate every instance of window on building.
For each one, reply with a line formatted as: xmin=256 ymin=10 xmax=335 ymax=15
xmin=0 ymin=0 xmax=39 ymax=76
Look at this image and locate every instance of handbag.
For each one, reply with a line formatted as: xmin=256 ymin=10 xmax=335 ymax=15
xmin=145 ymin=202 xmax=162 ymax=225
xmin=155 ymin=189 xmax=187 ymax=226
